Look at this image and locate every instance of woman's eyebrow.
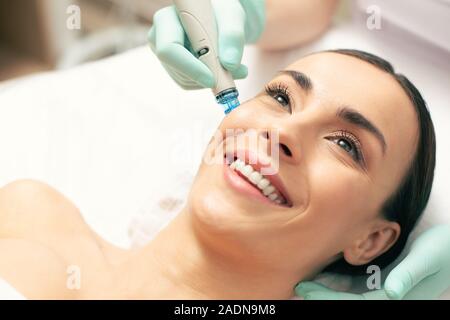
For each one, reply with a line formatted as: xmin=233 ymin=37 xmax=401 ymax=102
xmin=278 ymin=70 xmax=313 ymax=92
xmin=337 ymin=106 xmax=387 ymax=155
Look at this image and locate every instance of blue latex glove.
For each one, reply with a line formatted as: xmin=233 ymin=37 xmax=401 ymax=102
xmin=295 ymin=225 xmax=450 ymax=300
xmin=148 ymin=0 xmax=266 ymax=89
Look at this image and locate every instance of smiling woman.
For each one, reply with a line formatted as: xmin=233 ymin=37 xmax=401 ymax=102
xmin=0 ymin=49 xmax=436 ymax=299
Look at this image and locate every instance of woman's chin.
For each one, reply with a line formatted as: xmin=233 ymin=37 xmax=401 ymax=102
xmin=187 ymin=187 xmax=247 ymax=232
xmin=187 ymin=163 xmax=288 ymax=229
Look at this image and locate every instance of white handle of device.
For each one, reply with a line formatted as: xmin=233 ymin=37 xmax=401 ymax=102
xmin=173 ymin=0 xmax=236 ymax=96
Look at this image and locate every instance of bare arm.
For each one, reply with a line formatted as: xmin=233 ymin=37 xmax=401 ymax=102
xmin=258 ymin=0 xmax=340 ymax=51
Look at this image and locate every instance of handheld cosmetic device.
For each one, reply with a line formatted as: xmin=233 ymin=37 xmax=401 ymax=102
xmin=173 ymin=0 xmax=240 ymax=114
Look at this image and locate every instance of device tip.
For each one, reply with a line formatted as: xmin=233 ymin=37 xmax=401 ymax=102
xmin=216 ymin=88 xmax=240 ymax=114
xmin=222 ymin=98 xmax=240 ymax=114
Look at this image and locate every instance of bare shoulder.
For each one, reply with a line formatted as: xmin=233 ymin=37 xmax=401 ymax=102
xmin=0 ymin=179 xmax=97 ymax=242
xmin=0 ymin=238 xmax=78 ymax=299
xmin=0 ymin=179 xmax=123 ymax=245
xmin=0 ymin=179 xmax=132 ymax=298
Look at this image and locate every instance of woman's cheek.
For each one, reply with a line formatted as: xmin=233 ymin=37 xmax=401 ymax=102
xmin=307 ymin=156 xmax=369 ymax=232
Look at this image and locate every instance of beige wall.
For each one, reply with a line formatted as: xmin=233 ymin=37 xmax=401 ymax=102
xmin=0 ymin=0 xmax=80 ymax=67
xmin=0 ymin=0 xmax=51 ymax=63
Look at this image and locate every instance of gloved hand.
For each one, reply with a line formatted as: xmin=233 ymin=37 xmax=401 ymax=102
xmin=148 ymin=0 xmax=266 ymax=89
xmin=295 ymin=225 xmax=450 ymax=300
xmin=295 ymin=281 xmax=389 ymax=300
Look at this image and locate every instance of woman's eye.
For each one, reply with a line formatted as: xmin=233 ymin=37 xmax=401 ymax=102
xmin=273 ymin=93 xmax=289 ymax=107
xmin=337 ymin=138 xmax=354 ymax=154
xmin=264 ymin=84 xmax=292 ymax=112
xmin=327 ymin=134 xmax=364 ymax=166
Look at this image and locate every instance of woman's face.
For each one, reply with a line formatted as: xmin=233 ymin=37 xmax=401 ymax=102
xmin=188 ymin=52 xmax=419 ymax=276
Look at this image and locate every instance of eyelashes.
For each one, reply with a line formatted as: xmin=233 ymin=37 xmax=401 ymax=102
xmin=264 ymin=83 xmax=292 ymax=112
xmin=264 ymin=81 xmax=366 ymax=168
xmin=325 ymin=130 xmax=366 ymax=167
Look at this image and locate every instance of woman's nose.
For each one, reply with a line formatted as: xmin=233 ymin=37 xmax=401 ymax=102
xmin=259 ymin=130 xmax=293 ymax=158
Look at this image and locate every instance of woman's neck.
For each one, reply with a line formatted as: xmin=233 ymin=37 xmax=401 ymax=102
xmin=130 ymin=207 xmax=305 ymax=299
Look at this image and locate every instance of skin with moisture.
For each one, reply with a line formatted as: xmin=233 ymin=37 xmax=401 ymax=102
xmin=0 ymin=53 xmax=418 ymax=299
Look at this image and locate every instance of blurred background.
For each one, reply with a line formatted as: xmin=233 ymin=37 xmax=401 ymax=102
xmin=0 ymin=0 xmax=448 ymax=82
xmin=0 ymin=0 xmax=172 ymax=81
xmin=0 ymin=0 xmax=357 ymax=82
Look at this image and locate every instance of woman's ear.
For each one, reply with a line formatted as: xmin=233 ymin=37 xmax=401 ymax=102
xmin=343 ymin=220 xmax=401 ymax=266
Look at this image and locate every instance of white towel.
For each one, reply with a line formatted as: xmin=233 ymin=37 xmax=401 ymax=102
xmin=128 ymin=170 xmax=193 ymax=248
xmin=0 ymin=278 xmax=26 ymax=300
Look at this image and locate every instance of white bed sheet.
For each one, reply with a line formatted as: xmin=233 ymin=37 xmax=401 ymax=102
xmin=0 ymin=20 xmax=449 ymax=299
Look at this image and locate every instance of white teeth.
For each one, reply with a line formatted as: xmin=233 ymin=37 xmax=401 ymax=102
xmin=241 ymin=165 xmax=254 ymax=177
xmin=249 ymin=171 xmax=262 ymax=185
xmin=263 ymin=185 xmax=275 ymax=196
xmin=227 ymin=157 xmax=286 ymax=206
xmin=236 ymin=159 xmax=245 ymax=170
xmin=257 ymin=178 xmax=270 ymax=190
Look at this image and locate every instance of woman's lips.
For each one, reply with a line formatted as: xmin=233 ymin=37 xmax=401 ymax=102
xmin=224 ymin=149 xmax=293 ymax=206
xmin=223 ymin=161 xmax=284 ymax=207
xmin=222 ymin=154 xmax=292 ymax=208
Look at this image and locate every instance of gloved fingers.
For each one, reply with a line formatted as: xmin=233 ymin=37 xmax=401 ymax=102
xmin=168 ymin=63 xmax=247 ymax=88
xmin=303 ymin=291 xmax=365 ymax=300
xmin=164 ymin=65 xmax=205 ymax=90
xmin=384 ymin=248 xmax=440 ymax=300
xmin=153 ymin=6 xmax=185 ymax=52
xmin=213 ymin=0 xmax=246 ymax=72
xmin=296 ymin=281 xmax=362 ymax=300
xmin=360 ymin=289 xmax=389 ymax=300
xmin=239 ymin=0 xmax=266 ymax=43
xmin=296 ymin=281 xmax=388 ymax=300
xmin=385 ymin=225 xmax=450 ymax=300
xmin=399 ymin=273 xmax=447 ymax=300
xmin=230 ymin=64 xmax=248 ymax=80
xmin=295 ymin=281 xmax=335 ymax=297
xmin=153 ymin=6 xmax=215 ymax=88
xmin=148 ymin=26 xmax=157 ymax=52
